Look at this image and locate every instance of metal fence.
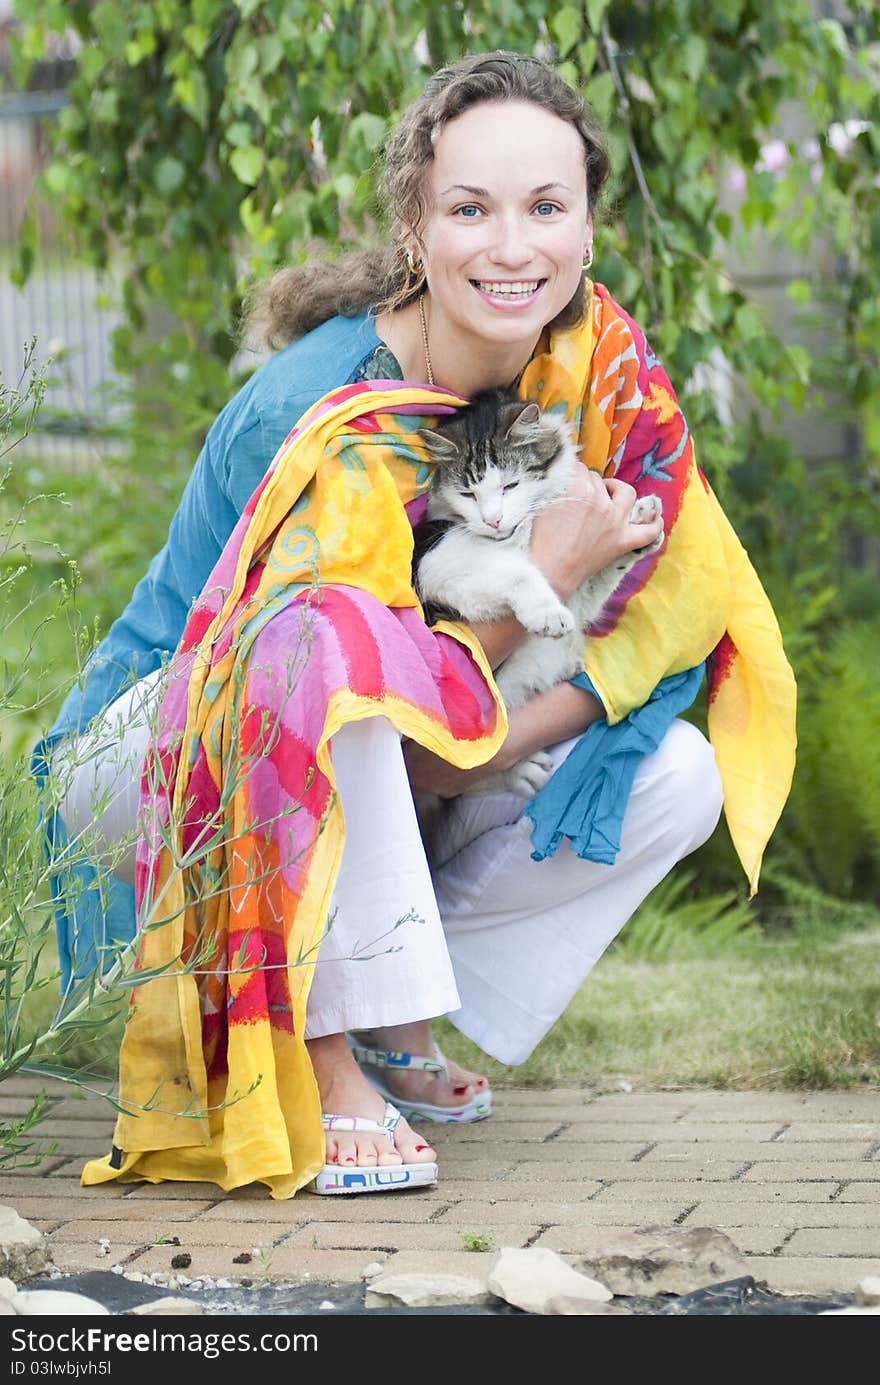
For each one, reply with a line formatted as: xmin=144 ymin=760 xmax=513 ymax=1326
xmin=1 ymin=79 xmax=121 ymax=465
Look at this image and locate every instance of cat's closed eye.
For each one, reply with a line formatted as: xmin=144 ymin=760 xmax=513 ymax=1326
xmin=503 ymin=482 xmax=519 ymax=492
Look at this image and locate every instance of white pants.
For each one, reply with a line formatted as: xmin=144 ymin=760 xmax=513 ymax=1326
xmin=52 ymin=671 xmax=723 ymax=1065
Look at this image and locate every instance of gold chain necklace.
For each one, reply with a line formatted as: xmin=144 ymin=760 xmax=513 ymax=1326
xmin=417 ymin=291 xmax=434 ymax=386
xmin=417 ymin=290 xmax=528 ymax=392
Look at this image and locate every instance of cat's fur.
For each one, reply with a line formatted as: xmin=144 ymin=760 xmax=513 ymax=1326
xmin=413 ymin=388 xmax=664 ymax=802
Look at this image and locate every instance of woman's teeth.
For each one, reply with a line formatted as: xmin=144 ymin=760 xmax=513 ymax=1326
xmin=473 ymin=280 xmax=541 ymax=296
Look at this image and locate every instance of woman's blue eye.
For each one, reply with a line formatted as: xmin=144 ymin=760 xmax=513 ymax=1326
xmin=535 ymin=202 xmax=559 ymax=216
xmin=455 ymin=205 xmax=481 ymax=218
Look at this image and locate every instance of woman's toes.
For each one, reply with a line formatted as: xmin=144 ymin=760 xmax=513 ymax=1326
xmin=395 ymin=1121 xmax=436 ymax=1164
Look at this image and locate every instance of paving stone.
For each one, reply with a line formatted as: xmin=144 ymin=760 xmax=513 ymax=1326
xmin=837 ymin=1183 xmax=880 ymax=1202
xmin=782 ymin=1229 xmax=880 ymax=1257
xmin=680 ymin=1201 xmax=880 ymax=1229
xmin=553 ymin=1123 xmax=781 ymax=1143
xmin=579 ymin=1095 xmax=701 ymax=1117
xmin=493 ymin=1090 xmax=596 ymax=1107
xmin=48 ymin=1219 xmax=295 ymax=1248
xmin=3 ymin=1199 xmax=216 ymax=1223
xmin=0 ymin=1077 xmax=69 ymax=1099
xmin=20 ymin=1120 xmax=114 ymax=1140
xmin=26 ymin=1138 xmax=108 ymax=1158
xmin=0 ymin=1160 xmax=71 ymax=1178
xmin=435 ymin=1179 xmax=601 ymax=1202
xmin=427 ymin=1160 xmax=519 ymax=1181
xmin=505 ymin=1159 xmax=744 ymax=1183
xmin=441 ymin=1141 xmax=598 ymax=1163
xmin=428 ymin=1121 xmax=564 ymax=1144
xmin=745 ymin=1256 xmax=880 ymax=1296
xmin=680 ymin=1094 xmax=880 ymax=1119
xmin=284 ymin=1221 xmax=537 ymax=1252
xmin=776 ymin=1123 xmax=880 ymax=1142
xmin=641 ymin=1142 xmax=876 ymax=1162
xmin=117 ymin=1183 xmax=227 ymax=1202
xmin=200 ymin=1194 xmax=433 ymax=1223
xmin=591 ymin=1181 xmax=841 ymax=1203
xmin=740 ymin=1162 xmax=880 ymax=1182
xmin=434 ymin=1200 xmax=629 ymax=1227
xmin=479 ymin=1104 xmax=596 ymax=1123
xmin=357 ymin=1249 xmax=495 ymax=1283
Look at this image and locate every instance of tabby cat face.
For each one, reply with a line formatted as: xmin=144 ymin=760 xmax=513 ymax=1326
xmin=421 ymin=390 xmax=576 ymax=540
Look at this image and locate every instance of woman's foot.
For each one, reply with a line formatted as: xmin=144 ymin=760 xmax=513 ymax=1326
xmin=306 ymin=1033 xmax=437 ymax=1169
xmin=352 ymin=1020 xmax=489 ymax=1110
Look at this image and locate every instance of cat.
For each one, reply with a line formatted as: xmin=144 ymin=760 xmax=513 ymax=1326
xmin=412 ymin=388 xmax=664 ymax=804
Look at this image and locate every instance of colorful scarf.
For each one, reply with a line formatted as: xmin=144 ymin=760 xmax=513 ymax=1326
xmin=82 ymin=283 xmax=795 ymax=1199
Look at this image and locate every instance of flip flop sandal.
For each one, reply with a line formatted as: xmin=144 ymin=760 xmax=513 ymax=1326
xmin=311 ymin=1102 xmax=438 ymax=1195
xmin=348 ymin=1039 xmax=492 ymax=1123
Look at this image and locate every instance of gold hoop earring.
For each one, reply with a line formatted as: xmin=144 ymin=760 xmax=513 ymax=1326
xmin=405 ymin=247 xmax=423 ymax=278
xmin=582 ymin=248 xmax=593 ymax=270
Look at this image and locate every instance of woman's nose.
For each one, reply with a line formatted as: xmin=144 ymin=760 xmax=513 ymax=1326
xmin=487 ymin=218 xmax=532 ymax=266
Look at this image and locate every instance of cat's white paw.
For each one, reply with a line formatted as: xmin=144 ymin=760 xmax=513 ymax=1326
xmin=532 ymin=605 xmax=575 ymax=638
xmin=502 ymin=750 xmax=554 ymax=797
xmin=628 ymin=493 xmax=664 ymax=554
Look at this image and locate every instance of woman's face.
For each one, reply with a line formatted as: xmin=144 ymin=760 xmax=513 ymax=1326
xmin=414 ymin=100 xmax=591 ymax=352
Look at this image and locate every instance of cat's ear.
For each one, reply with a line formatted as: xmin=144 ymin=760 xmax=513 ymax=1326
xmin=420 ymin=429 xmax=461 ymax=462
xmin=502 ymin=401 xmax=542 ymax=442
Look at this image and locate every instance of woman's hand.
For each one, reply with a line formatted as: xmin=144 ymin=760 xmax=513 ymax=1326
xmin=530 ymin=469 xmax=663 ymax=601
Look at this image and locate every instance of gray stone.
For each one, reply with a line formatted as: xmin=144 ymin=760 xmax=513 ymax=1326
xmin=0 ymin=1205 xmax=51 ymax=1282
xmin=487 ymin=1247 xmax=612 ymax=1315
xmin=573 ymin=1225 xmax=749 ymax=1297
xmin=360 ymin=1261 xmax=385 ymax=1280
xmin=365 ymin=1272 xmax=491 ymax=1310
xmin=545 ymin=1295 xmax=632 ymax=1315
xmin=129 ymin=1298 xmax=206 ymax=1316
xmin=14 ymin=1290 xmax=109 ymax=1316
xmin=855 ymin=1276 xmax=880 ymax=1307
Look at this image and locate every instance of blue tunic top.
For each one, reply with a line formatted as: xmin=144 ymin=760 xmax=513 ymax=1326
xmin=49 ymin=309 xmax=393 ymax=743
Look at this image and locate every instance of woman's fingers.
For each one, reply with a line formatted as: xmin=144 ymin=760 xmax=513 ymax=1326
xmin=530 ymin=470 xmax=661 ymax=598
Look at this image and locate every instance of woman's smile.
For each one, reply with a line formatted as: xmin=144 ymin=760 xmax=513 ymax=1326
xmin=469 ymin=277 xmax=547 ymax=309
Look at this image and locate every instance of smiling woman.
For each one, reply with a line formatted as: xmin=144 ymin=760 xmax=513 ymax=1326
xmin=40 ymin=51 xmax=796 ymax=1205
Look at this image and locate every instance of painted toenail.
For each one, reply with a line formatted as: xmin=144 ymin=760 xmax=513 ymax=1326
xmin=345 ymin=1156 xmax=355 ymax=1163
xmin=454 ymin=1086 xmax=469 ymax=1095
xmin=415 ymin=1144 xmax=430 ymax=1152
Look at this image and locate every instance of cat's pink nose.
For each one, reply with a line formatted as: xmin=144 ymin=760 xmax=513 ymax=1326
xmin=483 ymin=514 xmax=501 ymax=529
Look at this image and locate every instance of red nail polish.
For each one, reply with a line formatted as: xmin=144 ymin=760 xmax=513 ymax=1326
xmin=454 ymin=1086 xmax=469 ymax=1095
xmin=415 ymin=1144 xmax=430 ymax=1152
xmin=345 ymin=1156 xmax=355 ymax=1163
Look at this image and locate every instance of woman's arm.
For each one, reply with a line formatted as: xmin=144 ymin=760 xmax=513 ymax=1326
xmin=403 ymin=679 xmax=603 ymax=796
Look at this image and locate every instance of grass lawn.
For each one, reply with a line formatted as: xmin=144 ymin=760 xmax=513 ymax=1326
xmin=18 ymin=922 xmax=880 ymax=1096
xmin=437 ymin=927 xmax=880 ymax=1092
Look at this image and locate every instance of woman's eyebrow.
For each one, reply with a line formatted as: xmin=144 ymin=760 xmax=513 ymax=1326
xmin=439 ymin=181 xmax=575 ymax=197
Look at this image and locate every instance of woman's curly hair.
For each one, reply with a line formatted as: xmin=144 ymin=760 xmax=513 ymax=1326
xmin=242 ymin=50 xmax=610 ymax=351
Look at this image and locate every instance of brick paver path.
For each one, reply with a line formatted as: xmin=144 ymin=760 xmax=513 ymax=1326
xmin=3 ymin=1076 xmax=879 ymax=1297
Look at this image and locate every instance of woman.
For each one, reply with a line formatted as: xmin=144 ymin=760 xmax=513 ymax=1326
xmin=45 ymin=51 xmax=795 ymax=1198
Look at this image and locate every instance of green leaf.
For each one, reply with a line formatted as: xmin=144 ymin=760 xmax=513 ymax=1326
xmin=551 ymin=7 xmax=581 ymax=59
xmin=153 ymin=157 xmax=186 ymax=195
xmin=786 ymin=279 xmax=812 ymax=305
xmin=229 ymin=144 xmax=265 ymax=187
xmin=585 ymin=0 xmax=610 ymax=35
